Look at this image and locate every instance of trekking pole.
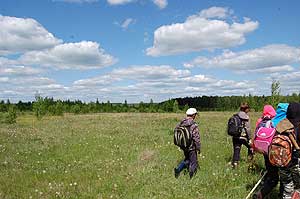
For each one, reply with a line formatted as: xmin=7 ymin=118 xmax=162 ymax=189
xmin=245 ymin=171 xmax=267 ymax=199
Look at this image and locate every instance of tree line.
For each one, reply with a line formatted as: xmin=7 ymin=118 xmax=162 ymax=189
xmin=0 ymin=81 xmax=299 ymax=123
xmin=0 ymin=93 xmax=299 ymax=123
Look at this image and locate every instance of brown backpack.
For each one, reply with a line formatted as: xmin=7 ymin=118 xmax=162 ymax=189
xmin=268 ymin=119 xmax=300 ymax=167
xmin=269 ymin=133 xmax=293 ymax=167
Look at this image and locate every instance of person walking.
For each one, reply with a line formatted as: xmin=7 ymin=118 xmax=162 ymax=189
xmin=231 ymin=103 xmax=253 ymax=168
xmin=252 ymin=105 xmax=279 ymax=199
xmin=174 ymin=108 xmax=200 ymax=179
xmin=277 ymin=102 xmax=300 ymax=199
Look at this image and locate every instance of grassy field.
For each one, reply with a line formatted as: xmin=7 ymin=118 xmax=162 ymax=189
xmin=0 ymin=112 xmax=280 ymax=199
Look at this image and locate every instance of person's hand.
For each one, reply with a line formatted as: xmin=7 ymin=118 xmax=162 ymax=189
xmin=293 ymin=149 xmax=300 ymax=159
xmin=248 ymin=139 xmax=252 ymax=145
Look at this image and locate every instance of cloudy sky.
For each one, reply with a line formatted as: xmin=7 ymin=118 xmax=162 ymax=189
xmin=0 ymin=0 xmax=300 ymax=103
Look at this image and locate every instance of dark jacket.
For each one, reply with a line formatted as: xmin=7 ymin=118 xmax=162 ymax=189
xmin=177 ymin=117 xmax=201 ymax=152
xmin=287 ymin=102 xmax=300 ymax=145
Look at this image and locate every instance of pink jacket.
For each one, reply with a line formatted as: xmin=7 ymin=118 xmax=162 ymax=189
xmin=255 ymin=105 xmax=276 ymax=128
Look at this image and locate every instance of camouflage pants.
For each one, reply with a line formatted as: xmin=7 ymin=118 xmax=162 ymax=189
xmin=183 ymin=150 xmax=198 ymax=178
xmin=279 ymin=162 xmax=300 ymax=199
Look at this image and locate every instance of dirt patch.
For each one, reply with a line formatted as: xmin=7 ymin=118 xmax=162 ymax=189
xmin=139 ymin=149 xmax=155 ymax=161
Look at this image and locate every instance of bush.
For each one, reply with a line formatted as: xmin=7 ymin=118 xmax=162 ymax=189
xmin=0 ymin=106 xmax=17 ymax=124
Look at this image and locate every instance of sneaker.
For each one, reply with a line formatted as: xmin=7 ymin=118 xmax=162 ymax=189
xmin=174 ymin=168 xmax=180 ymax=178
xmin=231 ymin=162 xmax=238 ymax=169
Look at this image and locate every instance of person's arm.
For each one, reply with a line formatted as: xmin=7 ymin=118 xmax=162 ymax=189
xmin=245 ymin=120 xmax=251 ymax=140
xmin=191 ymin=124 xmax=201 ymax=152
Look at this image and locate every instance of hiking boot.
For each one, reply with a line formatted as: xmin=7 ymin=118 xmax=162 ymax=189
xmin=174 ymin=168 xmax=180 ymax=178
xmin=231 ymin=162 xmax=238 ymax=169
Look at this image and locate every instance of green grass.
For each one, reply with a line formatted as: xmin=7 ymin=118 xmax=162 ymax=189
xmin=0 ymin=112 xmax=279 ymax=198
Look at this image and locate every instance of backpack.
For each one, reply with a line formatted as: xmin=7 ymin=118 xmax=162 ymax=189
xmin=174 ymin=124 xmax=193 ymax=150
xmin=268 ymin=133 xmax=293 ymax=167
xmin=227 ymin=114 xmax=243 ymax=137
xmin=253 ymin=120 xmax=276 ymax=154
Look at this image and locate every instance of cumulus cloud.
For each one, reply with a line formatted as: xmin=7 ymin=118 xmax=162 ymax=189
xmin=184 ymin=44 xmax=300 ymax=72
xmin=110 ymin=65 xmax=190 ymax=80
xmin=52 ymin=0 xmax=98 ymax=3
xmin=68 ymin=65 xmax=261 ymax=102
xmin=0 ymin=66 xmax=42 ymax=76
xmin=0 ymin=75 xmax=69 ymax=101
xmin=0 ymin=57 xmax=43 ymax=76
xmin=198 ymin=6 xmax=233 ymax=19
xmin=153 ymin=0 xmax=168 ymax=9
xmin=146 ymin=7 xmax=258 ymax=56
xmin=107 ymin=0 xmax=133 ymax=5
xmin=0 ymin=15 xmax=62 ymax=55
xmin=19 ymin=41 xmax=117 ymax=70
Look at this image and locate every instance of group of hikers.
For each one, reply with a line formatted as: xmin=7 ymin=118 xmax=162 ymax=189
xmin=173 ymin=102 xmax=300 ymax=199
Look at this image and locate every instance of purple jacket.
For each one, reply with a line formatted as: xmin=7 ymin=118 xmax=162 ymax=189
xmin=177 ymin=117 xmax=201 ymax=151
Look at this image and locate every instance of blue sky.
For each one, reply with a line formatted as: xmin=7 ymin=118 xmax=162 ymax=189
xmin=0 ymin=0 xmax=300 ymax=103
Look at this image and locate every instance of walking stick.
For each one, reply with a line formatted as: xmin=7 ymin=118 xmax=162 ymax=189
xmin=245 ymin=171 xmax=267 ymax=199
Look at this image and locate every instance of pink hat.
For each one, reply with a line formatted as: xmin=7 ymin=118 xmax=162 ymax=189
xmin=262 ymin=105 xmax=276 ymax=119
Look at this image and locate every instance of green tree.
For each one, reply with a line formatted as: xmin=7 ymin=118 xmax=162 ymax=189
xmin=270 ymin=80 xmax=281 ymax=108
xmin=173 ymin=100 xmax=179 ymax=112
xmin=33 ymin=96 xmax=47 ymax=120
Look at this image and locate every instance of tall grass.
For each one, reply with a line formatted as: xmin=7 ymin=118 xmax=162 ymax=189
xmin=0 ymin=112 xmax=279 ymax=198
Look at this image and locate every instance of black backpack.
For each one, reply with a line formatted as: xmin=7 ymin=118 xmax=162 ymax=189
xmin=227 ymin=114 xmax=243 ymax=137
xmin=174 ymin=123 xmax=193 ymax=150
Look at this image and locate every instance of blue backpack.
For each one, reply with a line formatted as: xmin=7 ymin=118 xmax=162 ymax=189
xmin=272 ymin=103 xmax=289 ymax=127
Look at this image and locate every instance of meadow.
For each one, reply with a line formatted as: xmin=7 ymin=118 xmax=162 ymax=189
xmin=0 ymin=112 xmax=280 ymax=199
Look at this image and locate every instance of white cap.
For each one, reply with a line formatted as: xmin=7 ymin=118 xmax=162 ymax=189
xmin=186 ymin=108 xmax=197 ymax=115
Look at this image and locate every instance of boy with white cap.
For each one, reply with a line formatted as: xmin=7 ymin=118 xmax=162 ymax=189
xmin=174 ymin=108 xmax=201 ymax=179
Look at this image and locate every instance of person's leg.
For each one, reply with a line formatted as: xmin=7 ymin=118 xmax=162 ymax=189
xmin=232 ymin=138 xmax=242 ymax=168
xmin=255 ymin=155 xmax=279 ymax=198
xmin=291 ymin=163 xmax=300 ymax=190
xmin=241 ymin=138 xmax=254 ymax=160
xmin=188 ymin=150 xmax=198 ymax=178
xmin=279 ymin=167 xmax=294 ymax=199
xmin=174 ymin=150 xmax=189 ymax=178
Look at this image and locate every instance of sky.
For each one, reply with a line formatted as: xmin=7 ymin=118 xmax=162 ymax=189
xmin=0 ymin=0 xmax=300 ymax=103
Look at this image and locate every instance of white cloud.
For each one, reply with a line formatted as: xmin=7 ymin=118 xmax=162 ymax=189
xmin=198 ymin=6 xmax=232 ymax=19
xmin=146 ymin=7 xmax=258 ymax=56
xmin=0 ymin=66 xmax=42 ymax=76
xmin=185 ymin=44 xmax=300 ymax=72
xmin=52 ymin=0 xmax=98 ymax=3
xmin=0 ymin=57 xmax=43 ymax=76
xmin=153 ymin=0 xmax=168 ymax=9
xmin=107 ymin=0 xmax=167 ymax=9
xmin=0 ymin=77 xmax=9 ymax=83
xmin=19 ymin=41 xmax=117 ymax=70
xmin=121 ymin=18 xmax=135 ymax=29
xmin=67 ymin=65 xmax=261 ymax=102
xmin=0 ymin=15 xmax=62 ymax=55
xmin=110 ymin=65 xmax=190 ymax=80
xmin=107 ymin=0 xmax=133 ymax=5
xmin=73 ymin=75 xmax=119 ymax=86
